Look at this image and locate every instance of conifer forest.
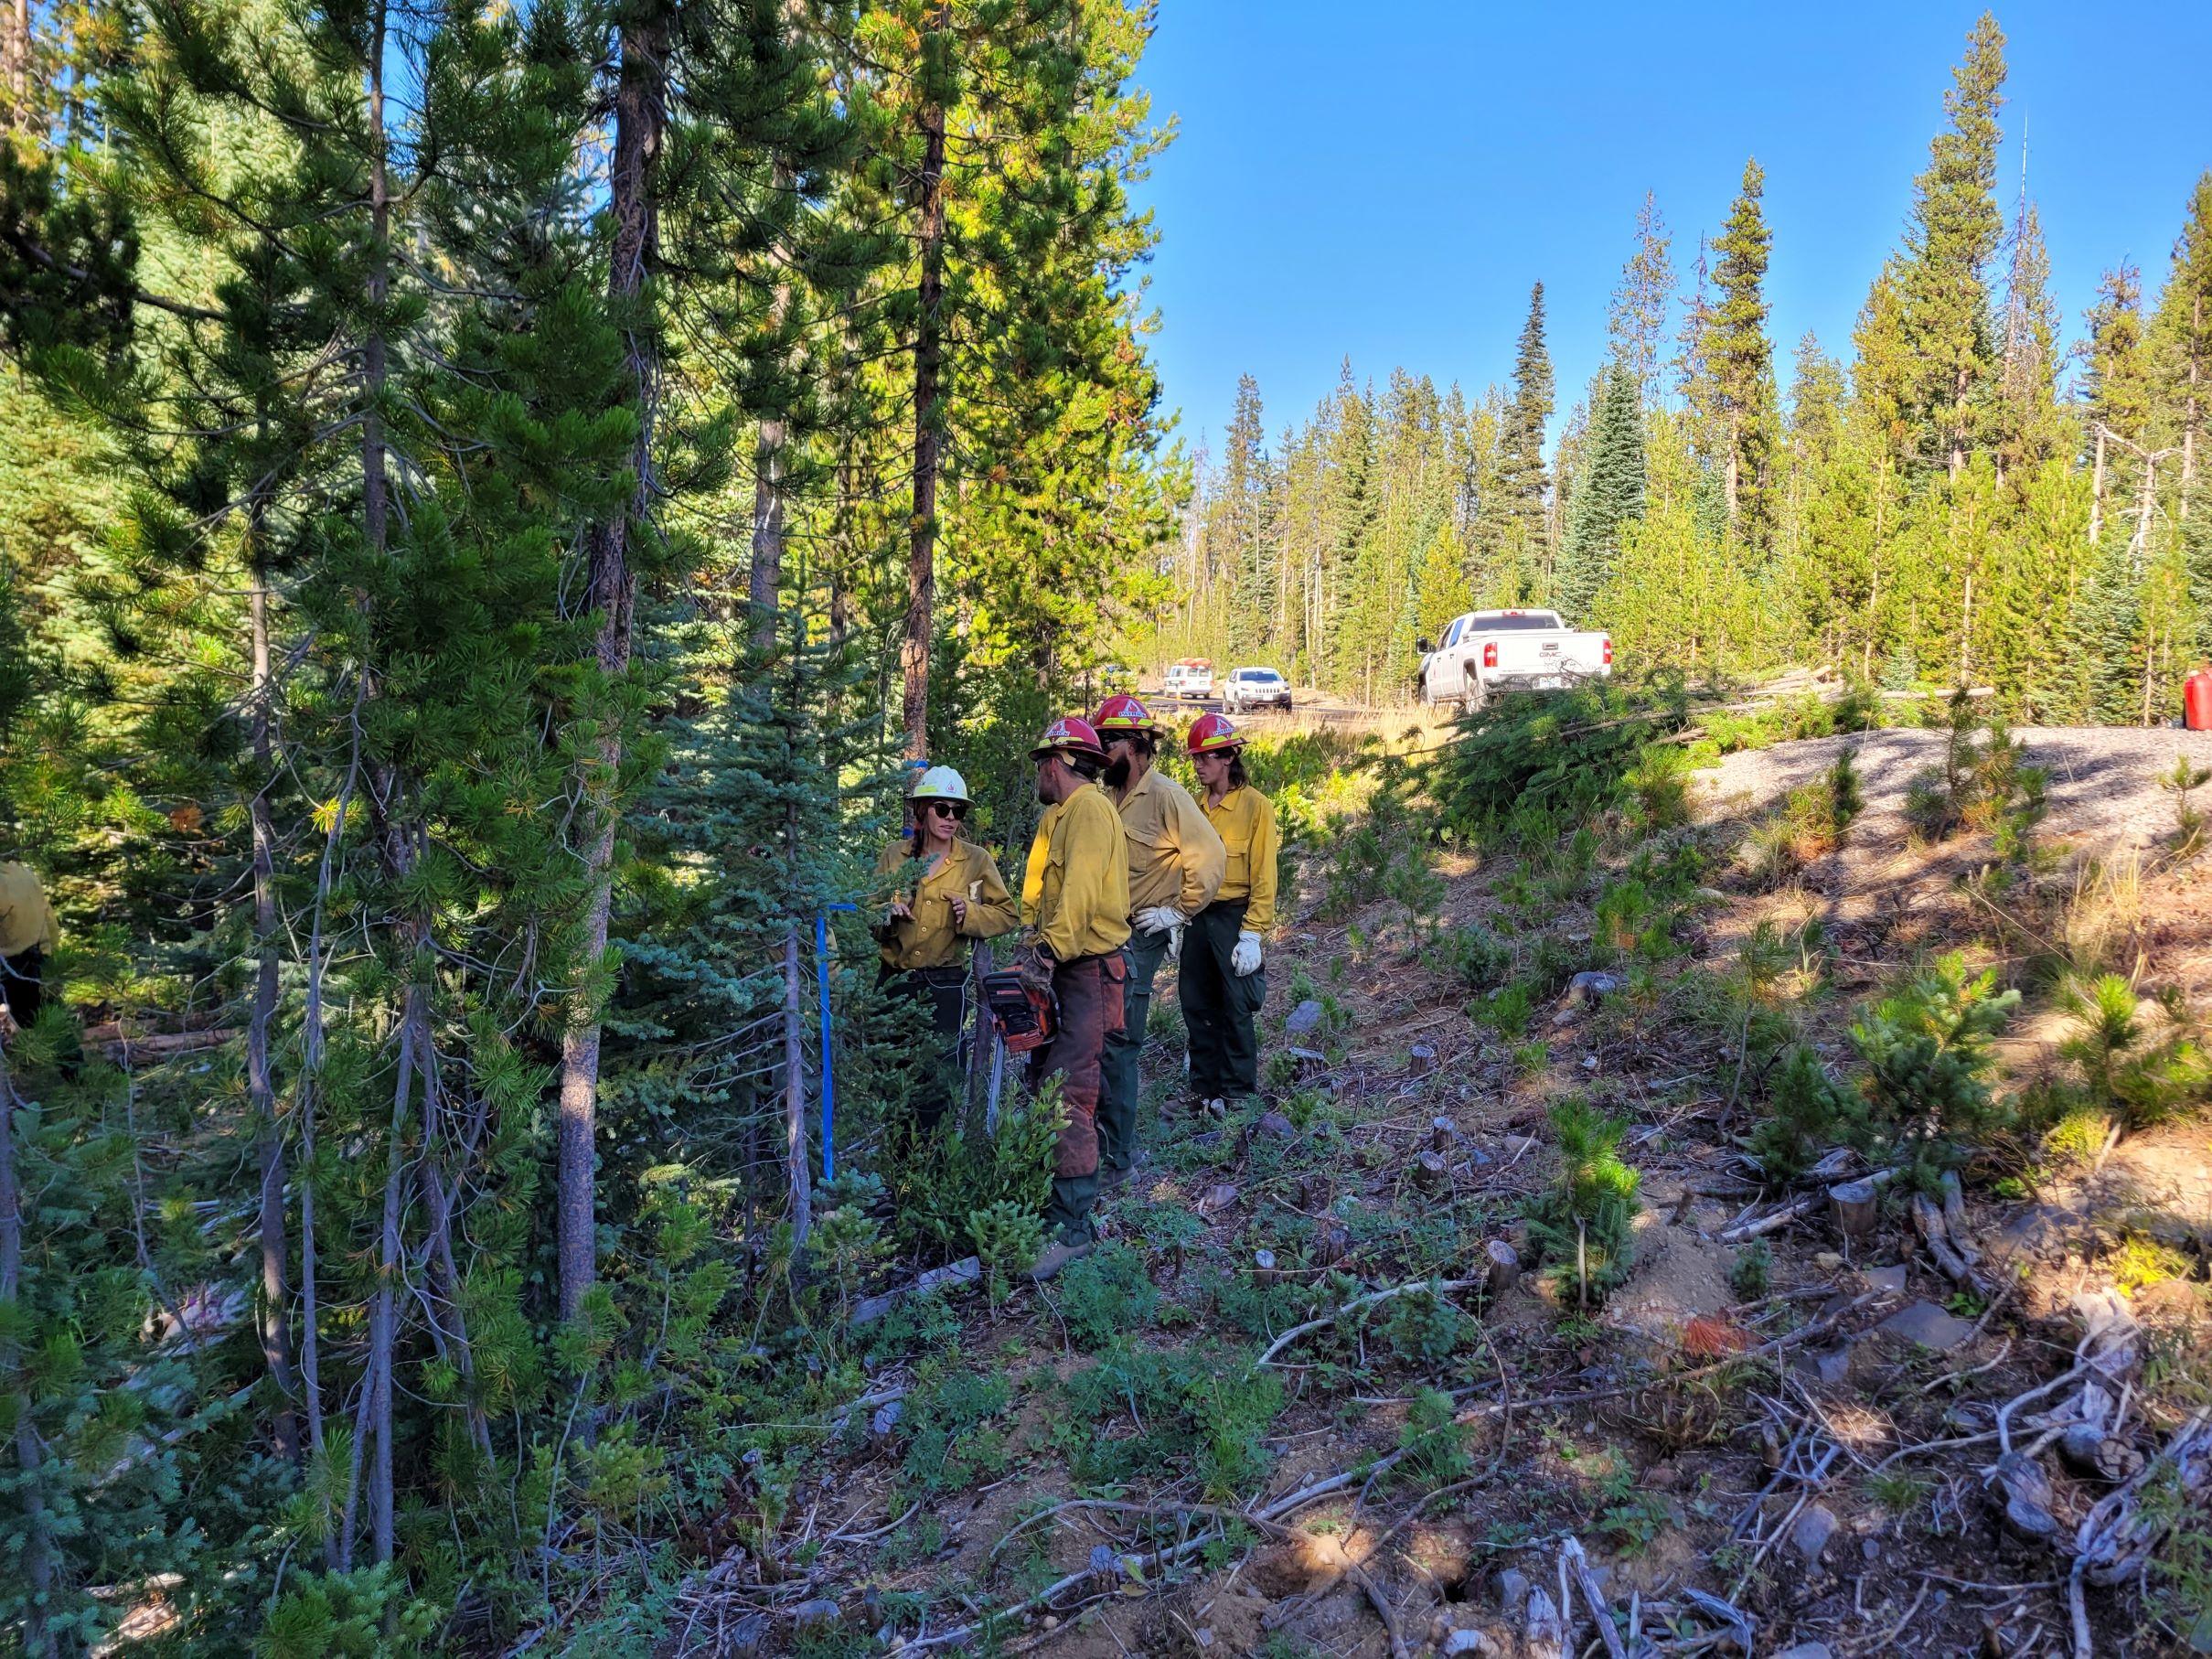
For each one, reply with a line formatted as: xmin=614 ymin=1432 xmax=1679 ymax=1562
xmin=2 ymin=4 xmax=2211 ymax=1656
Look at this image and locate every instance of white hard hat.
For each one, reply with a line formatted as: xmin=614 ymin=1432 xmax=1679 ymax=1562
xmin=910 ymin=765 xmax=970 ymax=805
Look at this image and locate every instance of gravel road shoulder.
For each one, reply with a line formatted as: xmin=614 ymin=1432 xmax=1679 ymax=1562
xmin=1696 ymin=725 xmax=2212 ymax=851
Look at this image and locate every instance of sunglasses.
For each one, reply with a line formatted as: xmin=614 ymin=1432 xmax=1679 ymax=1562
xmin=924 ymin=801 xmax=966 ymax=818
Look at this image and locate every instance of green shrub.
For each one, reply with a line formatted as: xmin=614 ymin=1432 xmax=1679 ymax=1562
xmin=1749 ymin=1044 xmax=1867 ymax=1185
xmin=1396 ymin=1386 xmax=1474 ymax=1486
xmin=888 ymin=1074 xmax=1064 ymax=1254
xmin=2058 ymin=974 xmax=2210 ymax=1131
xmin=1595 ymin=878 xmax=1671 ymax=961
xmin=1477 ymin=980 xmax=1536 ymax=1038
xmin=1440 ymin=923 xmax=1513 ymax=991
xmin=1625 ymin=743 xmax=1694 ymax=830
xmin=899 ymin=1365 xmax=1016 ymax=1496
xmin=1062 ymin=1343 xmax=1284 ymax=1499
xmin=1053 ymin=1241 xmax=1160 ymax=1348
xmin=2160 ymin=754 xmax=2212 ymax=859
xmin=1436 ymin=680 xmax=1691 ymax=834
xmin=1729 ymin=1239 xmax=1772 ymax=1300
xmin=1524 ymin=1098 xmax=1640 ymax=1306
xmin=968 ymin=1201 xmax=1046 ymax=1308
xmin=1851 ymin=952 xmax=2018 ymax=1184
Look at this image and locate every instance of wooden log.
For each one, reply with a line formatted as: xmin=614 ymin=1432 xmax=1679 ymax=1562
xmin=1253 ymin=1248 xmax=1278 ymax=1289
xmin=1414 ymin=1151 xmax=1450 ymax=1193
xmin=1429 ymin=1116 xmax=1457 ymax=1153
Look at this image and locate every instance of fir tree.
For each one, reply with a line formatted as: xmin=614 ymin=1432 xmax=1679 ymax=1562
xmin=1993 ymin=193 xmax=2064 ymax=479
xmin=1898 ymin=12 xmax=2007 ymax=478
xmin=1607 ymin=190 xmax=1673 ymax=409
xmin=2153 ymin=171 xmax=2212 ymax=520
xmin=1705 ymin=157 xmax=1779 ymax=548
xmin=1486 ymin=282 xmax=1554 ymax=595
xmin=1556 ymin=362 xmax=1647 ymax=620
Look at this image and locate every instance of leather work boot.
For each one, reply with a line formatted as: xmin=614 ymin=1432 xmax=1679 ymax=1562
xmin=1027 ymin=1237 xmax=1095 ymax=1283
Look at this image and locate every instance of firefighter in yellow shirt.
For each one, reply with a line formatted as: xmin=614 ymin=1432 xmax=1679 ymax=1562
xmin=0 ymin=860 xmax=59 ymax=1039
xmin=873 ymin=767 xmax=1019 ymax=1137
xmin=1092 ymin=694 xmax=1224 ymax=1184
xmin=1180 ymin=714 xmax=1278 ymax=1116
xmin=1018 ymin=716 xmax=1130 ymax=1279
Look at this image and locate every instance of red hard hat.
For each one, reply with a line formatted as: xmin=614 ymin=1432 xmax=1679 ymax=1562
xmin=1031 ymin=714 xmax=1108 ymax=764
xmin=1093 ymin=693 xmax=1159 ymax=735
xmin=1186 ymin=712 xmax=1243 ymax=755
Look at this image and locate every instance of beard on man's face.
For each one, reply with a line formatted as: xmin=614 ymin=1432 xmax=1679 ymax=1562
xmin=1103 ymin=754 xmax=1131 ymax=790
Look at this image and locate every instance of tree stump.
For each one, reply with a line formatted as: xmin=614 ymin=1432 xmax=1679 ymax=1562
xmin=1829 ymin=1177 xmax=1879 ymax=1239
xmin=1483 ymin=1238 xmax=1521 ymax=1300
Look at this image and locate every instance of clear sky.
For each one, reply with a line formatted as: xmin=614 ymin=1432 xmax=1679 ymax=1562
xmin=1127 ymin=1 xmax=2212 ymax=457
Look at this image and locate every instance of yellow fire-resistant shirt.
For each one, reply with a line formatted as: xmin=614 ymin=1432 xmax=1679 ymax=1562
xmin=0 ymin=863 xmax=59 ymax=959
xmin=1202 ymin=787 xmax=1280 ymax=933
xmin=873 ymin=838 xmax=1019 ymax=971
xmin=1113 ymin=765 xmax=1224 ymax=920
xmin=1021 ymin=801 xmax=1063 ymax=915
xmin=1026 ymin=785 xmax=1132 ymax=962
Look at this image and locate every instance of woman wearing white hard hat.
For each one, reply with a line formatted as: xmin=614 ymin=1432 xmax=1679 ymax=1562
xmin=874 ymin=765 xmax=1019 ymax=1136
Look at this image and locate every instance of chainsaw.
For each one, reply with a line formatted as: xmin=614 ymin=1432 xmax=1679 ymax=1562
xmin=981 ymin=969 xmax=1054 ymax=1054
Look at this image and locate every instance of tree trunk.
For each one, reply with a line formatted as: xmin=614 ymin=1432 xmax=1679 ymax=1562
xmin=1 ymin=1053 xmax=57 ymax=1659
xmin=2089 ymin=426 xmax=2108 ymax=545
xmin=558 ymin=1 xmax=666 ymax=1325
xmin=1724 ymin=412 xmax=1739 ymax=531
xmin=247 ymin=583 xmax=300 ymax=1461
xmin=296 ymin=680 xmax=359 ymax=1567
xmin=902 ymin=8 xmax=951 ymax=761
xmin=783 ymin=929 xmax=812 ymax=1245
xmin=3 ymin=0 xmax=27 ymax=132
xmin=366 ymin=985 xmax=419 ymax=1568
xmin=749 ymin=157 xmax=795 ymax=652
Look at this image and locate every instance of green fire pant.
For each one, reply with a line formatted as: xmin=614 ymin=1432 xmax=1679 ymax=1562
xmin=1179 ymin=900 xmax=1264 ymax=1100
xmin=1098 ymin=926 xmax=1170 ymax=1172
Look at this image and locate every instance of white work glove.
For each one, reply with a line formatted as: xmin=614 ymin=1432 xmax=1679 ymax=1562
xmin=1164 ymin=923 xmax=1185 ymax=965
xmin=1231 ymin=930 xmax=1263 ymax=977
xmin=1135 ymin=905 xmax=1187 ymax=937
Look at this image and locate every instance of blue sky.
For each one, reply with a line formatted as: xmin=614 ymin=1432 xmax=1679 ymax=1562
xmin=1127 ymin=1 xmax=2212 ymax=456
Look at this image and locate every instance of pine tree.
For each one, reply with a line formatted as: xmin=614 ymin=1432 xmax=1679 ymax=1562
xmin=1607 ymin=191 xmax=1673 ymax=409
xmin=1705 ymin=157 xmax=1779 ymax=549
xmin=2085 ymin=262 xmax=2156 ymax=545
xmin=1897 ymin=12 xmax=2007 ymax=478
xmin=2153 ymin=172 xmax=2212 ymax=519
xmin=1993 ymin=193 xmax=2064 ymax=479
xmin=1485 ymin=282 xmax=1554 ymax=595
xmin=1556 ymin=362 xmax=1647 ymax=619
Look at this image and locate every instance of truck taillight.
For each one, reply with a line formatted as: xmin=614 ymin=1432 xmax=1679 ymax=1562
xmin=1602 ymin=637 xmax=1612 ymax=666
xmin=1482 ymin=642 xmax=1497 ymax=669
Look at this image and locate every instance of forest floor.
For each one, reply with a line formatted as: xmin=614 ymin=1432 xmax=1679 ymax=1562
xmin=679 ymin=724 xmax=2212 ymax=1659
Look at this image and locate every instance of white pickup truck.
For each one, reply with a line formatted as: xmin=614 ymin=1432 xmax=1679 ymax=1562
xmin=1416 ymin=609 xmax=1612 ymax=710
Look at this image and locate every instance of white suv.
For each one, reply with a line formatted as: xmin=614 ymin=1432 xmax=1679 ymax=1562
xmin=1163 ymin=659 xmax=1214 ymax=701
xmin=1223 ymin=666 xmax=1291 ymax=713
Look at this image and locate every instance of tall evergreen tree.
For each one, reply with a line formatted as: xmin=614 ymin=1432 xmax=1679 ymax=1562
xmin=1556 ymin=361 xmax=1648 ymax=619
xmin=1607 ymin=191 xmax=1673 ymax=408
xmin=2153 ymin=171 xmax=2212 ymax=519
xmin=1704 ymin=157 xmax=1778 ymax=548
xmin=1993 ymin=192 xmax=2064 ymax=479
xmin=1485 ymin=282 xmax=1553 ymax=594
xmin=1897 ymin=11 xmax=2007 ymax=478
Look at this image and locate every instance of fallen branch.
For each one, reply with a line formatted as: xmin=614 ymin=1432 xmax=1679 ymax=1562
xmin=1348 ymin=1564 xmax=1411 ymax=1659
xmin=1254 ymin=1278 xmax=1480 ymax=1370
xmin=1562 ymin=1538 xmax=1626 ymax=1659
